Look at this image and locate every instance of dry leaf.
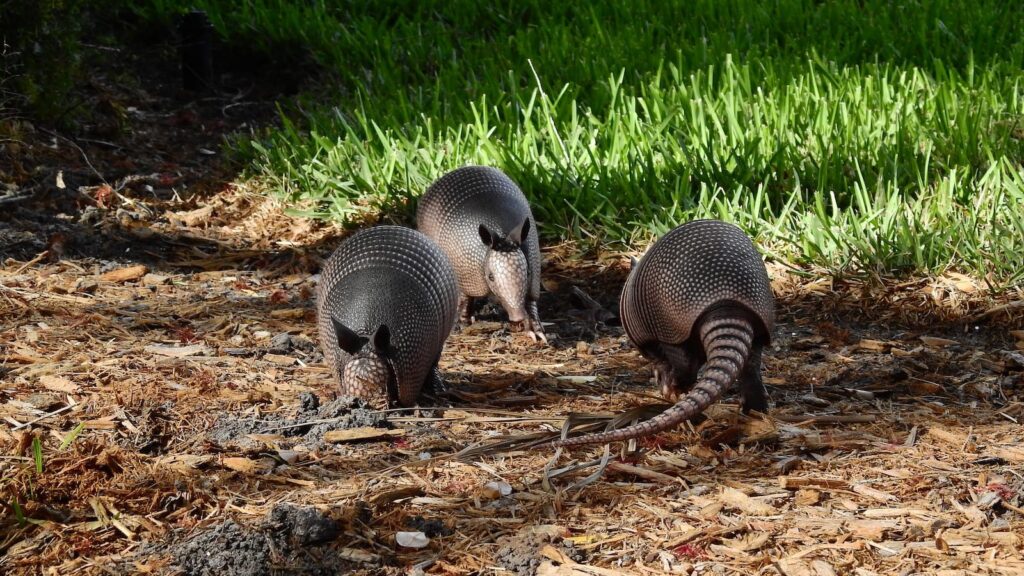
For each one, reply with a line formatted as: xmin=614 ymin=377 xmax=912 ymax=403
xmin=723 ymin=532 xmax=770 ymax=552
xmin=168 ymin=205 xmax=214 ymax=228
xmin=720 ymin=487 xmax=776 ymax=515
xmin=795 ymin=489 xmax=821 ymax=506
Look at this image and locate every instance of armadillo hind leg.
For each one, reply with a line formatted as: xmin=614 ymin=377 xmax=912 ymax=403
xmin=737 ymin=344 xmax=768 ymax=414
xmin=524 ymin=299 xmax=547 ymax=343
xmin=424 ymin=361 xmax=447 ymax=396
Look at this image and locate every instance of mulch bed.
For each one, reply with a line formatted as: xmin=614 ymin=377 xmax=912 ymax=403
xmin=2 ymin=185 xmax=1023 ymax=575
xmin=2 ymin=39 xmax=1023 ymax=576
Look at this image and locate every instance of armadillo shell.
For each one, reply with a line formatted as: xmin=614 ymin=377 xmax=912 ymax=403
xmin=416 ymin=165 xmax=541 ymax=300
xmin=316 ymin=226 xmax=458 ymax=406
xmin=620 ymin=219 xmax=775 ymax=349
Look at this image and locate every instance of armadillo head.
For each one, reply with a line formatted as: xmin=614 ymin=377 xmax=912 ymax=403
xmin=332 ymin=318 xmax=396 ymax=407
xmin=479 ymin=219 xmax=530 ymax=323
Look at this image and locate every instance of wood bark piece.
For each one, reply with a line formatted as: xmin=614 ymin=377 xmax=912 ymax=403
xmin=323 ymin=427 xmax=407 ymax=443
xmin=100 ymin=265 xmax=148 ymax=283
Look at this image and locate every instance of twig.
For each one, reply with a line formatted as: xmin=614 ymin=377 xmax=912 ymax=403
xmin=11 ymin=404 xmax=76 ymax=431
xmin=773 ymin=414 xmax=876 ymax=424
xmin=38 ymin=127 xmax=106 ymax=184
xmin=12 ymin=250 xmax=49 ymax=274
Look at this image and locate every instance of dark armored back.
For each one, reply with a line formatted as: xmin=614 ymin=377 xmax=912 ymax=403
xmin=620 ymin=219 xmax=775 ymax=349
xmin=316 ymin=226 xmax=458 ymax=405
xmin=416 ymin=165 xmax=541 ymax=300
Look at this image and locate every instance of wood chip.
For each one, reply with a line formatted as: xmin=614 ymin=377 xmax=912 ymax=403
xmin=323 ymin=427 xmax=407 ymax=443
xmin=39 ymin=375 xmax=79 ymax=393
xmin=852 ymin=484 xmax=897 ymax=502
xmin=720 ymin=486 xmax=776 ymax=515
xmin=606 ymin=461 xmax=678 ymax=484
xmin=920 ymin=335 xmax=958 ymax=348
xmin=856 ymin=339 xmax=889 ymax=352
xmin=221 ymin=456 xmax=276 ymax=474
xmin=779 ymin=477 xmax=850 ymax=490
xmin=100 ymin=265 xmax=148 ymax=283
xmin=263 ymin=353 xmax=296 ymax=365
xmin=269 ymin=308 xmax=306 ymax=319
xmin=144 ymin=343 xmax=210 ymax=357
xmin=141 ymin=273 xmax=170 ymax=286
xmin=989 ymin=446 xmax=1024 ymax=462
xmin=795 ymin=489 xmax=821 ymax=506
xmin=847 ymin=519 xmax=897 ymax=540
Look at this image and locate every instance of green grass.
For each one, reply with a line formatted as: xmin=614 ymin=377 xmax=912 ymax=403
xmin=134 ymin=0 xmax=1024 ymax=284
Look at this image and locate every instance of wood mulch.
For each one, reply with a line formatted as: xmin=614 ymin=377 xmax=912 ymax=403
xmin=2 ymin=184 xmax=1023 ymax=575
xmin=2 ymin=39 xmax=1023 ymax=575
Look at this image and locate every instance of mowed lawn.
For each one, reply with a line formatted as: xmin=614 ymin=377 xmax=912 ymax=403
xmin=138 ymin=0 xmax=1024 ymax=283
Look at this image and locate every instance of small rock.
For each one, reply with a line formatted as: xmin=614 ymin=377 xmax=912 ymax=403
xmin=75 ymin=278 xmax=99 ymax=294
xmin=267 ymin=333 xmax=294 ymax=354
xmin=25 ymin=392 xmax=63 ymax=411
xmin=396 ymin=531 xmax=430 ymax=549
xmin=299 ymin=392 xmax=320 ymax=412
xmin=266 ymin=503 xmax=340 ymax=547
xmin=142 ymin=273 xmax=170 ymax=286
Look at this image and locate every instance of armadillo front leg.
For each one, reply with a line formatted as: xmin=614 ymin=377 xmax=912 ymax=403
xmin=524 ymin=299 xmax=547 ymax=343
xmin=458 ymin=293 xmax=475 ymax=325
xmin=737 ymin=344 xmax=768 ymax=414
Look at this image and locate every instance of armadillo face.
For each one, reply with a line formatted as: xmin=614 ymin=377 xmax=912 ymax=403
xmin=484 ymin=248 xmax=529 ymax=323
xmin=341 ymin=353 xmax=392 ymax=408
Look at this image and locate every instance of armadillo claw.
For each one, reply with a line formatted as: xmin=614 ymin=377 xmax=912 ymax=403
xmin=524 ymin=319 xmax=548 ymax=344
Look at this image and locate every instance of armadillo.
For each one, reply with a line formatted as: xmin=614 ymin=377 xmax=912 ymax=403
xmin=316 ymin=225 xmax=459 ymax=408
xmin=552 ymin=219 xmax=775 ymax=448
xmin=416 ymin=165 xmax=546 ymax=342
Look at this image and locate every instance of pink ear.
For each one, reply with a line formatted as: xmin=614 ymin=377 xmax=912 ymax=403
xmin=507 ymin=217 xmax=529 ymax=245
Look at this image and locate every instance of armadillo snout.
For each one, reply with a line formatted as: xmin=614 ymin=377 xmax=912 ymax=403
xmin=484 ymin=249 xmax=529 ymax=322
xmin=341 ymin=355 xmax=391 ymax=407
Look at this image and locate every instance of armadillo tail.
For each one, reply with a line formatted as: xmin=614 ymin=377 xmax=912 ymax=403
xmin=549 ymin=316 xmax=753 ymax=449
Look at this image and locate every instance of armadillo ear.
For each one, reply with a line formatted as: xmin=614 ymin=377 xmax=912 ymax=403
xmin=478 ymin=224 xmax=497 ymax=248
xmin=629 ymin=256 xmax=638 ymax=270
xmin=333 ymin=317 xmax=367 ymax=354
xmin=507 ymin=217 xmax=529 ymax=245
xmin=370 ymin=324 xmax=391 ymax=353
